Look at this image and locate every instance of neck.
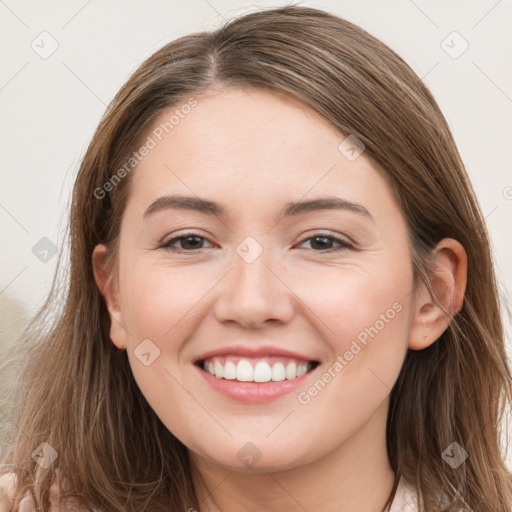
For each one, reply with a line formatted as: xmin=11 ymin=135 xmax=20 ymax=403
xmin=190 ymin=398 xmax=396 ymax=512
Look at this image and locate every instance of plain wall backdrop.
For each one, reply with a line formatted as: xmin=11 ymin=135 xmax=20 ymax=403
xmin=1 ymin=0 xmax=511 ymax=468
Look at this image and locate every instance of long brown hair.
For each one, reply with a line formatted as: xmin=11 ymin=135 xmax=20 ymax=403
xmin=2 ymin=4 xmax=512 ymax=511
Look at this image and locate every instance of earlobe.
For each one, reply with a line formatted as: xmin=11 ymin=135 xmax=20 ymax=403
xmin=92 ymin=244 xmax=127 ymax=350
xmin=409 ymin=238 xmax=467 ymax=351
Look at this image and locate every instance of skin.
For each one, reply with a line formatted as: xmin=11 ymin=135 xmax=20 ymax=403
xmin=90 ymin=86 xmax=467 ymax=512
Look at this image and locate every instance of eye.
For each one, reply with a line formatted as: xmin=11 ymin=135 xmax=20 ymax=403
xmin=296 ymin=233 xmax=353 ymax=252
xmin=159 ymin=232 xmax=354 ymax=253
xmin=159 ymin=233 xmax=214 ymax=253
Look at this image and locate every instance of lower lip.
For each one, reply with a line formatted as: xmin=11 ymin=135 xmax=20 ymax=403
xmin=194 ymin=364 xmax=317 ymax=404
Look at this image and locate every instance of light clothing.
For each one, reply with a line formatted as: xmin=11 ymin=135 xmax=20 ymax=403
xmin=0 ymin=471 xmax=93 ymax=512
xmin=389 ymin=476 xmax=421 ymax=512
xmin=2 ymin=471 xmax=430 ymax=512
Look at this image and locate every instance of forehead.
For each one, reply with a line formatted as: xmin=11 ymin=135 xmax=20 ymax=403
xmin=126 ymin=86 xmax=397 ymax=222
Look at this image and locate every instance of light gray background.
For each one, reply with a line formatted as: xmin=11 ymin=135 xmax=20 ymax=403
xmin=1 ymin=0 xmax=511 ymax=467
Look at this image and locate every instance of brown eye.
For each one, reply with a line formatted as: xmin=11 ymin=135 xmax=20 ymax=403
xmin=297 ymin=234 xmax=353 ymax=252
xmin=160 ymin=234 xmax=213 ymax=252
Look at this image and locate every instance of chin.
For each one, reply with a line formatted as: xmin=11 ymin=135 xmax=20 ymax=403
xmin=192 ymin=442 xmax=313 ymax=474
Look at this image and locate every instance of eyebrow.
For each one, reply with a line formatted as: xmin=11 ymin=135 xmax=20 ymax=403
xmin=143 ymin=194 xmax=374 ymax=222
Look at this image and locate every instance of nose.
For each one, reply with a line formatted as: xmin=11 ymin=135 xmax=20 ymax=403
xmin=212 ymin=242 xmax=295 ymax=329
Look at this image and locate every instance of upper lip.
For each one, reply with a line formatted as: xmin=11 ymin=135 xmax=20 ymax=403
xmin=194 ymin=344 xmax=320 ymax=364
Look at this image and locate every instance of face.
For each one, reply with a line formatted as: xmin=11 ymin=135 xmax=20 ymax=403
xmin=97 ymin=86 xmax=418 ymax=473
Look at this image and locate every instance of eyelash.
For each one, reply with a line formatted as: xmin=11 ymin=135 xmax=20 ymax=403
xmin=159 ymin=232 xmax=354 ymax=253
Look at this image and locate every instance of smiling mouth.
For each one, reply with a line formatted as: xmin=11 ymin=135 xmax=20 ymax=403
xmin=195 ymin=357 xmax=320 ymax=383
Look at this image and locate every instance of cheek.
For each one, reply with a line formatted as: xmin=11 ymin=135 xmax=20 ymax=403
xmin=291 ymin=266 xmax=411 ymax=449
xmin=296 ymin=255 xmax=412 ymax=352
xmin=121 ymin=261 xmax=211 ymax=338
xmin=293 ymin=251 xmax=414 ymax=415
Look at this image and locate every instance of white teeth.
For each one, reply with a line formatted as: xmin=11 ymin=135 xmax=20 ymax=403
xmin=285 ymin=361 xmax=297 ymax=380
xmin=223 ymin=361 xmax=237 ymax=380
xmin=271 ymin=362 xmax=286 ymax=381
xmin=237 ymin=359 xmax=253 ymax=381
xmin=214 ymin=359 xmax=224 ymax=378
xmin=253 ymin=361 xmax=272 ymax=382
xmin=297 ymin=363 xmax=308 ymax=377
xmin=201 ymin=357 xmax=315 ymax=382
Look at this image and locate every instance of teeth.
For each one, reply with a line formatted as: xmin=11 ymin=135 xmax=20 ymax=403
xmin=271 ymin=362 xmax=286 ymax=381
xmin=254 ymin=361 xmax=272 ymax=382
xmin=223 ymin=361 xmax=237 ymax=380
xmin=285 ymin=361 xmax=297 ymax=380
xmin=237 ymin=360 xmax=253 ymax=381
xmin=201 ymin=357 xmax=314 ymax=382
xmin=297 ymin=363 xmax=308 ymax=377
xmin=214 ymin=360 xmax=224 ymax=378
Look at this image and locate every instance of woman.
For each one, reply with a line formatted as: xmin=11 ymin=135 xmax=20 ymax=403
xmin=1 ymin=5 xmax=511 ymax=511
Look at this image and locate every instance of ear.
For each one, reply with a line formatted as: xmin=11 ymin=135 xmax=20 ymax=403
xmin=409 ymin=238 xmax=467 ymax=350
xmin=92 ymin=244 xmax=127 ymax=350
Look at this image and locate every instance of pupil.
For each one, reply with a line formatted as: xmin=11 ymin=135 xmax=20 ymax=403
xmin=312 ymin=236 xmax=330 ymax=250
xmin=183 ymin=236 xmax=202 ymax=249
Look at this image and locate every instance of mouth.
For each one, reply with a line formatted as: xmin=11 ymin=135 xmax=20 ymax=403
xmin=195 ymin=356 xmax=321 ymax=383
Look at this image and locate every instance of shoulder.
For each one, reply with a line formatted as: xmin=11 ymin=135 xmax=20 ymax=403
xmin=0 ymin=471 xmax=94 ymax=512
